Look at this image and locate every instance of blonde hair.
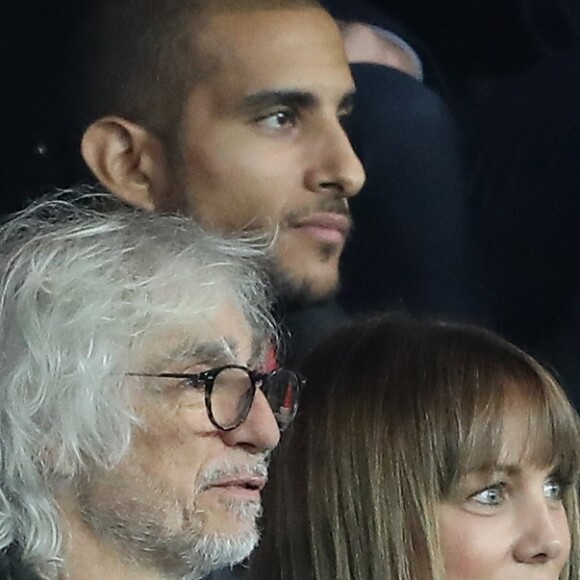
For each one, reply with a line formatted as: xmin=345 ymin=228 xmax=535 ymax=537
xmin=251 ymin=314 xmax=580 ymax=580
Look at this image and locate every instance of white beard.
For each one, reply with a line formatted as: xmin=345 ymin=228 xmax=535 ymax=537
xmin=75 ymin=460 xmax=266 ymax=579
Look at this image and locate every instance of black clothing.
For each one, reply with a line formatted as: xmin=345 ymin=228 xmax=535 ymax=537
xmin=280 ymin=301 xmax=350 ymax=367
xmin=469 ymin=50 xmax=580 ymax=408
xmin=340 ymin=65 xmax=488 ymax=325
xmin=0 ymin=546 xmax=41 ymax=580
xmin=366 ymin=0 xmax=580 ymax=78
xmin=206 ymin=567 xmax=247 ymax=580
xmin=0 ymin=547 xmax=245 ymax=580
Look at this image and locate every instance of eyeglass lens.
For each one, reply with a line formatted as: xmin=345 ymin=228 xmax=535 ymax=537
xmin=210 ymin=367 xmax=300 ymax=430
xmin=264 ymin=369 xmax=300 ymax=430
xmin=210 ymin=366 xmax=255 ymax=430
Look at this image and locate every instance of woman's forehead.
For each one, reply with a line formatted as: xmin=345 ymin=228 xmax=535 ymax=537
xmin=460 ymin=400 xmax=573 ymax=474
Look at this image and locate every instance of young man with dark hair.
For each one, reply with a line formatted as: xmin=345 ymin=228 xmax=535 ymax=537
xmin=72 ymin=0 xmax=365 ymax=309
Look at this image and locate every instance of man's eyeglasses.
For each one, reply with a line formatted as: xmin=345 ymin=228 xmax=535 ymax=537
xmin=127 ymin=364 xmax=304 ymax=431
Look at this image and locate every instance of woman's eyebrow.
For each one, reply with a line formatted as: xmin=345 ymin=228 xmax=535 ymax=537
xmin=461 ymin=463 xmax=522 ymax=480
xmin=480 ymin=464 xmax=522 ymax=477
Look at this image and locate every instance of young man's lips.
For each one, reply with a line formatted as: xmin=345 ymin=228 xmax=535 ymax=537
xmin=292 ymin=212 xmax=351 ymax=244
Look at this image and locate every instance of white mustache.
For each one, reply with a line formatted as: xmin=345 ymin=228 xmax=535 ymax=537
xmin=196 ymin=457 xmax=269 ymax=492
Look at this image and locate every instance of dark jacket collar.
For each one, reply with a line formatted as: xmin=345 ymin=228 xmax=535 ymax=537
xmin=0 ymin=546 xmax=41 ymax=580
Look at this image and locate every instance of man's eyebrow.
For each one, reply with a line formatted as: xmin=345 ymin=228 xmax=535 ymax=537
xmin=241 ymin=90 xmax=318 ymax=111
xmin=164 ymin=339 xmax=237 ymax=367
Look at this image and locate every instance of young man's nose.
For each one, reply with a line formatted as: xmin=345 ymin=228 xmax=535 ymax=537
xmin=220 ymin=388 xmax=281 ymax=452
xmin=305 ymin=120 xmax=366 ymax=198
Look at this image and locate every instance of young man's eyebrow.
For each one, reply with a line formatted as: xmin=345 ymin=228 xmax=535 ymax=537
xmin=241 ymin=90 xmax=318 ymax=111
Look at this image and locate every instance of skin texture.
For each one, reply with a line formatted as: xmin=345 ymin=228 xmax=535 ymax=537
xmin=437 ymin=411 xmax=571 ymax=579
xmin=163 ymin=8 xmax=366 ymax=302
xmin=59 ymin=303 xmax=280 ymax=580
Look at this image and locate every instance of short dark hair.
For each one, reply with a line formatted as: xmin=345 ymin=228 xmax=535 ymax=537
xmin=68 ymin=0 xmax=323 ymax=144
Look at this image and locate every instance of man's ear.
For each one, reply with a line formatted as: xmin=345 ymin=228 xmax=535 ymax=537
xmin=81 ymin=117 xmax=171 ymax=211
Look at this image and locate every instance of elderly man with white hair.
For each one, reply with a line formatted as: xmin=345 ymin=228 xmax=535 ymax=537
xmin=0 ymin=192 xmax=302 ymax=580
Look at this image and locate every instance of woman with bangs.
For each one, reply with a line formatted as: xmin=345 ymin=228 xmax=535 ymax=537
xmin=250 ymin=314 xmax=580 ymax=580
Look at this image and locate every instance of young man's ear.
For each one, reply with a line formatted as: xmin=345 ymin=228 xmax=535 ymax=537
xmin=81 ymin=117 xmax=172 ymax=211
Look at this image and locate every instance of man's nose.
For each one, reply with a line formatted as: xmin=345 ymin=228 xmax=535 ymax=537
xmin=304 ymin=120 xmax=366 ymax=198
xmin=512 ymin=500 xmax=568 ymax=565
xmin=219 ymin=388 xmax=281 ymax=452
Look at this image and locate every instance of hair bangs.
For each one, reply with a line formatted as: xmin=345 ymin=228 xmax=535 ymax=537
xmin=453 ymin=361 xmax=580 ymax=485
xmin=515 ymin=370 xmax=580 ymax=483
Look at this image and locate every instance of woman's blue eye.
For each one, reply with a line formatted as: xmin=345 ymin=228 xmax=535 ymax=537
xmin=544 ymin=478 xmax=564 ymax=501
xmin=471 ymin=484 xmax=505 ymax=506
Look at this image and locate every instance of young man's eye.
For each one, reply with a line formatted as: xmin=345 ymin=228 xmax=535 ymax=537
xmin=256 ymin=110 xmax=297 ymax=130
xmin=470 ymin=483 xmax=506 ymax=506
xmin=338 ymin=108 xmax=354 ymax=128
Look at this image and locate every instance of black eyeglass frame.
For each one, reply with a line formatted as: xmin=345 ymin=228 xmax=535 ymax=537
xmin=127 ymin=364 xmax=304 ymax=432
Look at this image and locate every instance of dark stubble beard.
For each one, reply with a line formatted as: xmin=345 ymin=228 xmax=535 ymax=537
xmin=266 ymin=241 xmax=340 ymax=309
xmin=266 ymin=199 xmax=351 ymax=307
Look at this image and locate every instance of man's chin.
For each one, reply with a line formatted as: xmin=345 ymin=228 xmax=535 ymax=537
xmin=267 ymin=236 xmax=343 ymax=306
xmin=274 ymin=277 xmax=338 ymax=309
xmin=194 ymin=509 xmax=261 ymax=565
xmin=196 ymin=494 xmax=262 ymax=534
xmin=269 ymin=263 xmax=339 ymax=307
xmin=201 ymin=516 xmax=259 ymax=541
